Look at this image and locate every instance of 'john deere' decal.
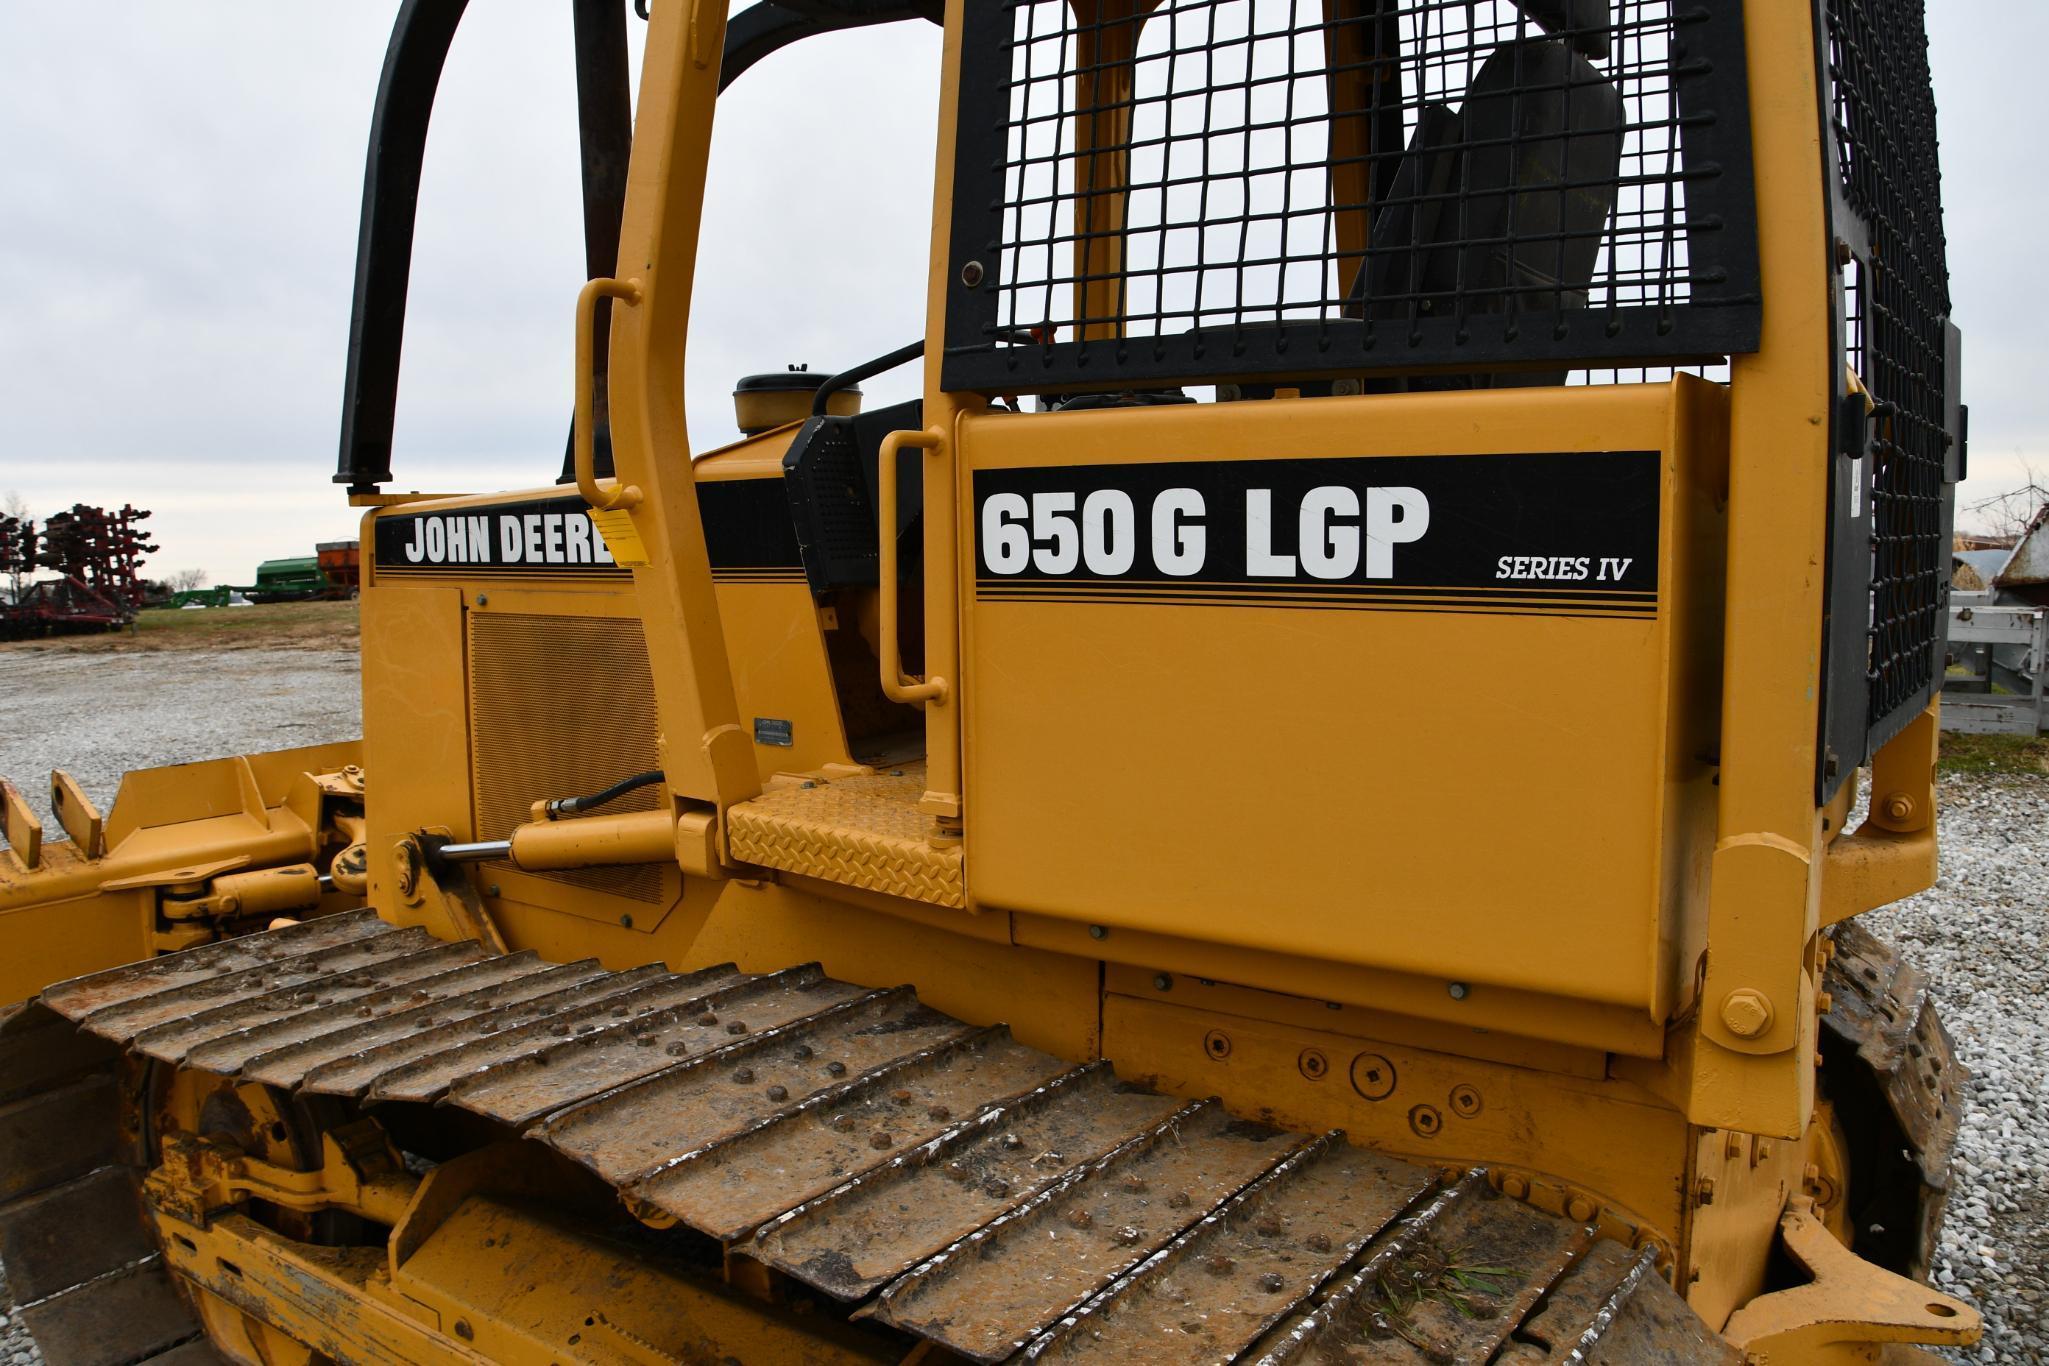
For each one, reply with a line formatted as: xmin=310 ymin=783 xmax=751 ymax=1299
xmin=371 ymin=483 xmax=806 ymax=580
xmin=972 ymin=450 xmax=1660 ymax=619
xmin=374 ymin=496 xmax=624 ymax=576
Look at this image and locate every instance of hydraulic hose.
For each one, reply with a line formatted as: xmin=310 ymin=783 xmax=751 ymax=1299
xmin=545 ymin=769 xmax=665 ymax=820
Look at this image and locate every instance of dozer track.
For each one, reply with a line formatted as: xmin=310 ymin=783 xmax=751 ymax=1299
xmin=1820 ymin=919 xmax=1967 ymax=1282
xmin=1 ymin=910 xmax=1736 ymax=1364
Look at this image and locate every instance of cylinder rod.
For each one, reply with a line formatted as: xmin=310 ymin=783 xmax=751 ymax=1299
xmin=434 ymin=839 xmax=512 ymax=864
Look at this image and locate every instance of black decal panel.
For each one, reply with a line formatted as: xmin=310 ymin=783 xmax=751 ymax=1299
xmin=373 ymin=482 xmax=804 ymax=580
xmin=972 ymin=450 xmax=1660 ymax=619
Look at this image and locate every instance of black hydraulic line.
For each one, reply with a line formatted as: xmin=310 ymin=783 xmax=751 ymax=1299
xmin=546 ymin=769 xmax=666 ymax=819
xmin=335 ymin=0 xmax=469 ymax=491
xmin=812 ymin=339 xmax=925 ymax=415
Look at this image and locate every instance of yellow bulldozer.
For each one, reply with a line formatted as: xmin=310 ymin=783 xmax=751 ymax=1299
xmin=0 ymin=0 xmax=1976 ymax=1360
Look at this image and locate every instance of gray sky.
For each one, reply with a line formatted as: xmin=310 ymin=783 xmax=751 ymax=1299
xmin=0 ymin=3 xmax=2036 ymax=585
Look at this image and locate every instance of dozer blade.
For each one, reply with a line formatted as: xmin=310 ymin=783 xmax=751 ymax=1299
xmin=9 ymin=915 xmax=1736 ymax=1364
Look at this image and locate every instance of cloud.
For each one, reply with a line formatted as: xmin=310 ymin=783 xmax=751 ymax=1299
xmin=0 ymin=1 xmax=2033 ymax=583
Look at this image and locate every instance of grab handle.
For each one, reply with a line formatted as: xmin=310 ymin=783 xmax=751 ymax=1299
xmin=574 ymin=276 xmax=645 ymax=511
xmin=878 ymin=427 xmax=948 ymax=706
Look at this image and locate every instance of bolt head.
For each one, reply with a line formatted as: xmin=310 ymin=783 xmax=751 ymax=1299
xmin=960 ymin=260 xmax=985 ymax=288
xmin=1882 ymin=792 xmax=1915 ymax=822
xmin=1350 ymin=1052 xmax=1396 ymax=1101
xmin=1720 ymin=988 xmax=1774 ymax=1038
xmin=1153 ymin=973 xmax=1173 ymax=991
xmin=1087 ymin=924 xmax=1107 ymax=940
xmin=1446 ymin=981 xmax=1470 ymax=1001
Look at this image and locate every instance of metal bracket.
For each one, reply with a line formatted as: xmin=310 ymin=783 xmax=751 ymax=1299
xmin=1722 ymin=1198 xmax=1979 ymax=1358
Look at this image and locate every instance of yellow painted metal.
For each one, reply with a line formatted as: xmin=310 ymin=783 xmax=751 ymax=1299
xmin=595 ymin=0 xmax=759 ymax=826
xmin=574 ymin=276 xmax=647 ymax=512
xmin=727 ymin=765 xmax=965 ymax=908
xmin=709 ymin=579 xmax=860 ymax=779
xmin=0 ymin=0 xmax=1975 ymax=1356
xmin=955 ymin=381 xmax=1724 ymax=1049
xmin=1 ymin=779 xmax=42 ymax=871
xmin=1105 ymin=991 xmax=1691 ymax=1244
xmin=877 ymin=427 xmax=949 ymax=706
xmin=47 ymin=771 xmax=103 ymax=859
xmin=510 ymin=809 xmax=676 ymax=870
xmin=1679 ymin=0 xmax=1842 ymax=1142
xmin=0 ymin=743 xmax=360 ymax=1005
xmin=1822 ymin=705 xmax=1941 ymax=927
xmin=912 ymin=0 xmax=973 ymax=823
xmin=1722 ymin=1201 xmax=1979 ymax=1358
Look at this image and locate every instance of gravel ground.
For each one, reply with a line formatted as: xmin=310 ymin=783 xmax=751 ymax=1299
xmin=1 ymin=645 xmax=360 ymax=1366
xmin=1865 ymin=775 xmax=2049 ymax=1364
xmin=0 ymin=646 xmax=360 ymax=811
xmin=0 ymin=645 xmax=2041 ymax=1360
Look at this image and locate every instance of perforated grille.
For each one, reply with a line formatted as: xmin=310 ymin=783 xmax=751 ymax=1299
xmin=470 ymin=612 xmax=667 ymax=904
xmin=1826 ymin=0 xmax=1952 ymax=748
xmin=945 ymin=0 xmax=1759 ymax=390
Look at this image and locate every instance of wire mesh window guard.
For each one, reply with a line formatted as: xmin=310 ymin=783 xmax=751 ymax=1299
xmin=1824 ymin=0 xmax=1954 ymax=757
xmin=944 ymin=0 xmax=1759 ymax=391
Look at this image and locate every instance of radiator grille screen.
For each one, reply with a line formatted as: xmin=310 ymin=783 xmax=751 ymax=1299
xmin=469 ymin=612 xmax=666 ymax=904
xmin=944 ymin=0 xmax=1760 ymax=390
xmin=1826 ymin=0 xmax=1953 ymax=753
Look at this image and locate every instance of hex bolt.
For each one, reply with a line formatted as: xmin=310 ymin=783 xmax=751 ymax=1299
xmin=1153 ymin=973 xmax=1173 ymax=991
xmin=1695 ymin=1177 xmax=1717 ymax=1206
xmin=1501 ymin=1174 xmax=1530 ymax=1200
xmin=1087 ymin=925 xmax=1108 ymax=940
xmin=1446 ymin=981 xmax=1470 ymax=1001
xmin=1721 ymin=989 xmax=1775 ymax=1038
xmin=960 ymin=259 xmax=986 ymax=288
xmin=619 ymin=913 xmax=634 ymax=929
xmin=1567 ymin=1194 xmax=1597 ymax=1222
xmin=474 ymin=594 xmax=488 ymax=607
xmin=1881 ymin=792 xmax=1916 ymax=823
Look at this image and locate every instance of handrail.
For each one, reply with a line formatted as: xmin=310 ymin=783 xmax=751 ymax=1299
xmin=574 ymin=276 xmax=645 ymax=510
xmin=878 ymin=427 xmax=948 ymax=705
